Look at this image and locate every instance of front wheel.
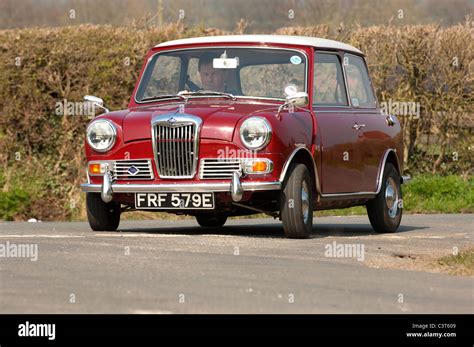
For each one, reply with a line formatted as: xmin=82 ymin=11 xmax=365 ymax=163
xmin=366 ymin=163 xmax=402 ymax=233
xmin=86 ymin=193 xmax=121 ymax=231
xmin=195 ymin=213 xmax=227 ymax=228
xmin=280 ymin=163 xmax=314 ymax=238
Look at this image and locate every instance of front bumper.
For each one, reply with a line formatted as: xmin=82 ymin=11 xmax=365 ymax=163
xmin=81 ymin=172 xmax=281 ymax=203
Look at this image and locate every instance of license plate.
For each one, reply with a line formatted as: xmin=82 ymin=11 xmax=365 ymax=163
xmin=135 ymin=192 xmax=214 ymax=210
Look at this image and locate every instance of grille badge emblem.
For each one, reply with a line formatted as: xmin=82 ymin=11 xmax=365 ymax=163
xmin=167 ymin=117 xmax=177 ymax=124
xmin=127 ymin=165 xmax=140 ymax=176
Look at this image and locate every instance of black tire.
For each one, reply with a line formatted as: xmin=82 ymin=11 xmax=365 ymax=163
xmin=280 ymin=163 xmax=314 ymax=238
xmin=366 ymin=163 xmax=402 ymax=233
xmin=86 ymin=193 xmax=121 ymax=231
xmin=195 ymin=213 xmax=227 ymax=228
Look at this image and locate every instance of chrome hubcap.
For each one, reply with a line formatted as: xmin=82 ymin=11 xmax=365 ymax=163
xmin=301 ymin=181 xmax=310 ymax=224
xmin=385 ymin=177 xmax=399 ymax=218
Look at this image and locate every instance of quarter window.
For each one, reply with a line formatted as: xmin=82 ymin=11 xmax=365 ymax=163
xmin=313 ymin=53 xmax=348 ymax=106
xmin=344 ymin=54 xmax=376 ymax=108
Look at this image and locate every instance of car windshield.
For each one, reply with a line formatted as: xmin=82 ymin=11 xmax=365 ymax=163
xmin=135 ymin=47 xmax=307 ymax=102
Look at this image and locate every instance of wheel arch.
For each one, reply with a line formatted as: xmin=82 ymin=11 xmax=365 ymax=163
xmin=279 ymin=147 xmax=320 ymax=194
xmin=375 ymin=149 xmax=402 ymax=194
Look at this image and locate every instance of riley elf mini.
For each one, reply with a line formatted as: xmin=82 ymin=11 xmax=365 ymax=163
xmin=81 ymin=35 xmax=410 ymax=238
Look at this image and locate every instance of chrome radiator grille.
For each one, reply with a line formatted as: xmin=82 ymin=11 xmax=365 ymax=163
xmin=113 ymin=159 xmax=154 ymax=180
xmin=152 ymin=114 xmax=202 ymax=179
xmin=199 ymin=159 xmax=242 ymax=179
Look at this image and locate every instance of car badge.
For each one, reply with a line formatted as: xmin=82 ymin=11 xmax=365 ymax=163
xmin=127 ymin=166 xmax=140 ymax=176
xmin=168 ymin=117 xmax=177 ymax=124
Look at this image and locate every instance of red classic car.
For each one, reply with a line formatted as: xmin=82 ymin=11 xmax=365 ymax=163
xmin=81 ymin=35 xmax=410 ymax=238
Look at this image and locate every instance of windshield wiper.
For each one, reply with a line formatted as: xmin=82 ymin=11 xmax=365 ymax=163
xmin=178 ymin=90 xmax=236 ymax=100
xmin=140 ymin=94 xmax=188 ymax=102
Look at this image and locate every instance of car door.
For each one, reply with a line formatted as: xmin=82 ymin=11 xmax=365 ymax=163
xmin=313 ymin=51 xmax=362 ymax=194
xmin=344 ymin=53 xmax=387 ymax=192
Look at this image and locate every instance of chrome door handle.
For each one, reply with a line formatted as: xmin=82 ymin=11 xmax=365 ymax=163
xmin=352 ymin=123 xmax=366 ymax=130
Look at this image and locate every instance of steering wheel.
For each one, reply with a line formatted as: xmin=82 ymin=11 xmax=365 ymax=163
xmin=185 ymin=75 xmax=202 ymax=92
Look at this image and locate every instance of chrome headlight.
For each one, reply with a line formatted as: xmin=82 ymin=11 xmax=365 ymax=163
xmin=86 ymin=119 xmax=117 ymax=152
xmin=239 ymin=117 xmax=272 ymax=150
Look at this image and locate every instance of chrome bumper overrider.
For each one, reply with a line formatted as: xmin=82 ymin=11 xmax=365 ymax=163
xmin=81 ymin=171 xmax=281 ymax=204
xmin=401 ymin=175 xmax=411 ymax=184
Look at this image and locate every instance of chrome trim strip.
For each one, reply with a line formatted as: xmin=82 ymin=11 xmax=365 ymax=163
xmin=375 ymin=149 xmax=400 ymax=194
xmin=313 ymin=109 xmax=381 ymax=113
xmin=320 ymin=192 xmax=376 ymax=198
xmin=279 ymin=147 xmax=320 ymax=193
xmin=81 ymin=181 xmax=281 ymax=193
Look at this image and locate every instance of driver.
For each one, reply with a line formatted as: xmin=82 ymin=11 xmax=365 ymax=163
xmin=198 ymin=53 xmax=231 ymax=93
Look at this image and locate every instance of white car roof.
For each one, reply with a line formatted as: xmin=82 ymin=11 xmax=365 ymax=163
xmin=155 ymin=35 xmax=363 ymax=55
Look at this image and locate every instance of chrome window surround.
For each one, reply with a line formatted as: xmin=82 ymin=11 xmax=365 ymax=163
xmin=313 ymin=51 xmax=350 ymax=108
xmin=134 ymin=46 xmax=309 ymax=105
xmin=343 ymin=53 xmax=378 ymax=109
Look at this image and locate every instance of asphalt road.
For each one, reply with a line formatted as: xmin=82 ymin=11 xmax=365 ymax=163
xmin=0 ymin=214 xmax=472 ymax=313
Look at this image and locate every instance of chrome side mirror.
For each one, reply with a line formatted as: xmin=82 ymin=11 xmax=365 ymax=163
xmin=277 ymin=92 xmax=309 ymax=118
xmin=286 ymin=92 xmax=309 ymax=108
xmin=84 ymin=95 xmax=110 ymax=114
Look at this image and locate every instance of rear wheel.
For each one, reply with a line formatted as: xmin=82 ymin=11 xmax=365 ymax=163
xmin=366 ymin=163 xmax=402 ymax=233
xmin=280 ymin=163 xmax=314 ymax=238
xmin=195 ymin=213 xmax=227 ymax=228
xmin=86 ymin=193 xmax=121 ymax=231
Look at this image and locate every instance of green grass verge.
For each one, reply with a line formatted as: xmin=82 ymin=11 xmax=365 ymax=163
xmin=435 ymin=248 xmax=474 ymax=276
xmin=403 ymin=174 xmax=473 ymax=213
xmin=317 ymin=174 xmax=473 ymax=216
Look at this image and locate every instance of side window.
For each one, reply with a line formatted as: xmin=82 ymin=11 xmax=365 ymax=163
xmin=344 ymin=55 xmax=376 ymax=108
xmin=142 ymin=55 xmax=181 ymax=99
xmin=313 ymin=53 xmax=348 ymax=106
xmin=240 ymin=63 xmax=305 ymax=98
